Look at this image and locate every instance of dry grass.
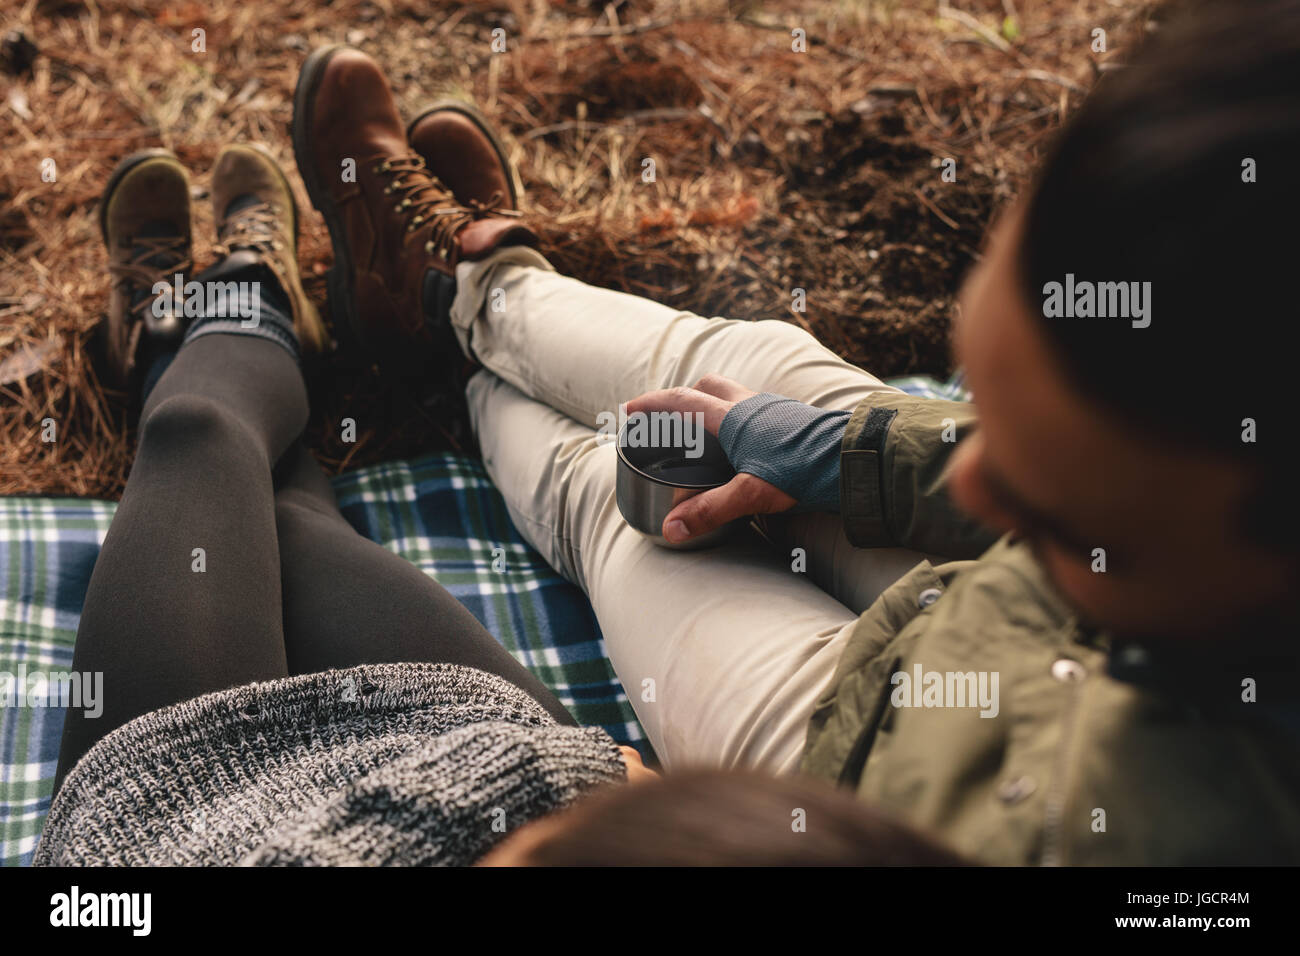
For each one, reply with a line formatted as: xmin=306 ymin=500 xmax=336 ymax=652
xmin=1 ymin=0 xmax=1155 ymax=498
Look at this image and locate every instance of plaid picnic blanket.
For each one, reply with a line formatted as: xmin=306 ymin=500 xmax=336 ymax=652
xmin=0 ymin=454 xmax=643 ymax=867
xmin=887 ymin=370 xmax=970 ymax=403
xmin=0 ymin=374 xmax=964 ymax=867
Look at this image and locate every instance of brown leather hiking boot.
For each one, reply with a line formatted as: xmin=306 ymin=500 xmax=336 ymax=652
xmin=100 ymin=149 xmax=192 ymax=389
xmin=291 ymin=45 xmax=538 ymax=372
xmin=405 ymin=101 xmax=525 ymax=339
xmin=210 ymin=144 xmax=328 ymax=353
xmin=406 ymin=99 xmax=520 ymax=213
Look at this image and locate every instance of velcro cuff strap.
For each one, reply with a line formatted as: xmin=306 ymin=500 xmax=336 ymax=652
xmin=839 ymin=405 xmax=897 ymax=546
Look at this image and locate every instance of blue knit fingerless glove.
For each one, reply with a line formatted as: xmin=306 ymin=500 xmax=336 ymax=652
xmin=717 ymin=393 xmax=850 ymax=513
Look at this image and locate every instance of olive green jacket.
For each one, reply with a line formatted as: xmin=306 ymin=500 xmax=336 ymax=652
xmin=801 ymin=392 xmax=1300 ymax=865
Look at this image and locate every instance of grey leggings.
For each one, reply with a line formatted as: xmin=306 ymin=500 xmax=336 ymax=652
xmin=54 ymin=331 xmax=574 ymax=792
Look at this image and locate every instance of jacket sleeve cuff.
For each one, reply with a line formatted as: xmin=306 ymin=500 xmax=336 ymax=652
xmin=839 ymin=398 xmax=899 ymax=547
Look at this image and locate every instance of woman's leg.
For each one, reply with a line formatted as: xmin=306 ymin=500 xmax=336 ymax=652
xmin=270 ymin=442 xmax=576 ymax=726
xmin=54 ymin=332 xmax=306 ymax=790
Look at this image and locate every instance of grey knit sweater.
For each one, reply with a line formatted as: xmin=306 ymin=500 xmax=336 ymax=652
xmin=34 ymin=663 xmax=626 ymax=866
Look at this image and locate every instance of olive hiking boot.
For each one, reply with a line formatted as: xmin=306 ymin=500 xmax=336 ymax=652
xmin=100 ymin=149 xmax=193 ymax=389
xmin=210 ymin=144 xmax=328 ymax=353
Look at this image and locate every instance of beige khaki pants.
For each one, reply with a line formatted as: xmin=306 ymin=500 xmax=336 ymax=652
xmin=451 ymin=246 xmax=932 ymax=772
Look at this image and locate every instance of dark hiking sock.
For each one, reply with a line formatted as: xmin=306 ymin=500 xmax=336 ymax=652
xmin=180 ymin=255 xmax=299 ymax=360
xmin=422 ymin=267 xmax=458 ymax=329
xmin=141 ymin=257 xmax=298 ymax=404
xmin=140 ymin=257 xmax=298 ymax=402
xmin=140 ymin=349 xmax=176 ymax=402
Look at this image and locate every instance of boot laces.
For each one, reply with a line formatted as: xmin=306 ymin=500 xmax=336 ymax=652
xmin=373 ymin=155 xmax=520 ymax=261
xmin=108 ymin=236 xmax=192 ymax=318
xmin=215 ymin=201 xmax=283 ymax=259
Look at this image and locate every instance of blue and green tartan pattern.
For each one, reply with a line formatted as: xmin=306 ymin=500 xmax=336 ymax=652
xmin=0 ymin=454 xmax=642 ymax=867
xmin=888 ymin=371 xmax=971 ymax=402
xmin=0 ymin=499 xmax=114 ymax=869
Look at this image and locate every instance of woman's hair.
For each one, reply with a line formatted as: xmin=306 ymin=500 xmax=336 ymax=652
xmin=1017 ymin=0 xmax=1300 ymax=551
xmin=520 ymin=769 xmax=968 ymax=866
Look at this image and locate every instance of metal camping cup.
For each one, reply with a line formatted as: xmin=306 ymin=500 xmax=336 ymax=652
xmin=614 ymin=420 xmax=743 ymax=550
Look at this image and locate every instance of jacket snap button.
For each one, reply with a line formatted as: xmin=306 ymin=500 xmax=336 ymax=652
xmin=998 ymin=775 xmax=1036 ymax=804
xmin=917 ymin=587 xmax=943 ymax=609
xmin=1116 ymin=644 xmax=1149 ymax=668
xmin=1051 ymin=658 xmax=1087 ymax=682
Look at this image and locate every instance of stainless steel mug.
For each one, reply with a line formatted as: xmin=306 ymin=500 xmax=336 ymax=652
xmin=614 ymin=421 xmax=744 ymax=549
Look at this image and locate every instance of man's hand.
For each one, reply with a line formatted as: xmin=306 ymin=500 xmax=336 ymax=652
xmin=624 ymin=374 xmax=797 ymax=545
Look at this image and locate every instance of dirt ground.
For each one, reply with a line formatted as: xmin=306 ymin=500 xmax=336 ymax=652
xmin=1 ymin=0 xmax=1154 ymax=498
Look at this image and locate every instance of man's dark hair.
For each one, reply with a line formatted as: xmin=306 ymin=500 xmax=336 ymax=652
xmin=521 ymin=769 xmax=968 ymax=866
xmin=1018 ymin=0 xmax=1300 ymax=550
